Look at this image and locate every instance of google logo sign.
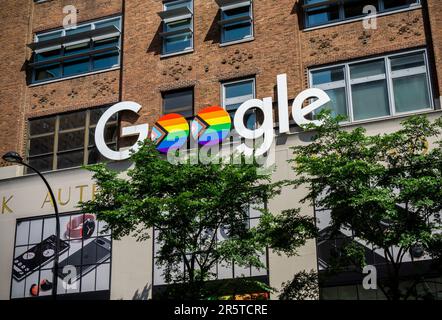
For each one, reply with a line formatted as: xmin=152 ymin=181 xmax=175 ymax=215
xmin=95 ymin=74 xmax=330 ymax=161
xmin=150 ymin=106 xmax=232 ymax=154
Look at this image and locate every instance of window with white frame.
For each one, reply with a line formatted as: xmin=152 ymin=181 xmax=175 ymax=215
xmin=310 ymin=50 xmax=433 ymax=122
xmin=29 ymin=17 xmax=122 ymax=84
xmin=222 ymin=78 xmax=256 ymax=129
xmin=303 ymin=0 xmax=420 ymax=29
xmin=217 ymin=0 xmax=253 ymax=44
xmin=159 ymin=0 xmax=193 ymax=55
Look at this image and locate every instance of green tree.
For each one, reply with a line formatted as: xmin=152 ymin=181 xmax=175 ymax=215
xmin=290 ymin=112 xmax=442 ymax=300
xmin=81 ymin=140 xmax=316 ymax=299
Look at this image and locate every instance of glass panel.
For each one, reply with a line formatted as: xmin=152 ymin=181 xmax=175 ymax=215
xmin=59 ymin=112 xmax=86 ymax=130
xmin=225 ymin=80 xmax=254 ymax=100
xmin=35 ymin=49 xmax=62 ymax=62
xmin=89 ymin=125 xmax=118 ymax=146
xmin=164 ymin=33 xmax=192 ymax=54
xmin=95 ymin=18 xmax=121 ymax=30
xmin=63 ymin=57 xmax=90 ymax=77
xmin=306 ymin=5 xmax=340 ymax=27
xmin=344 ymin=0 xmax=378 ymax=18
xmin=37 ymin=31 xmax=63 ymax=42
xmin=165 ymin=19 xmax=191 ymax=32
xmin=29 ymin=135 xmax=54 ymax=156
xmin=393 ymin=74 xmax=430 ymax=113
xmin=315 ymin=87 xmax=347 ymax=118
xmin=223 ymin=21 xmax=252 ymax=43
xmin=312 ymin=67 xmax=345 ymax=85
xmin=58 ymin=130 xmax=85 ymax=152
xmin=57 ymin=150 xmax=84 ymax=169
xmin=34 ymin=64 xmax=61 ymax=81
xmin=88 ymin=146 xmax=115 ymax=164
xmin=64 ymin=42 xmax=91 ymax=56
xmin=352 ymin=80 xmax=390 ymax=120
xmin=164 ymin=0 xmax=192 ymax=11
xmin=350 ymin=60 xmax=385 ymax=79
xmin=390 ymin=53 xmax=425 ymax=71
xmin=92 ymin=51 xmax=119 ymax=70
xmin=28 ymin=155 xmax=53 ymax=172
xmin=29 ymin=117 xmax=56 ymax=136
xmin=163 ymin=89 xmax=193 ymax=117
xmin=93 ymin=37 xmax=119 ymax=50
xmin=90 ymin=107 xmax=117 ymax=125
xmin=222 ymin=5 xmax=250 ymax=20
xmin=383 ymin=0 xmax=417 ymax=10
xmin=65 ymin=25 xmax=91 ymax=36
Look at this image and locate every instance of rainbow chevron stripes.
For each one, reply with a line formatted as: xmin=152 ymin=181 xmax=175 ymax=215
xmin=191 ymin=106 xmax=231 ymax=146
xmin=151 ymin=113 xmax=190 ymax=153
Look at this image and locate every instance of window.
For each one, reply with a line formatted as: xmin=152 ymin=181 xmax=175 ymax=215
xmin=152 ymin=206 xmax=267 ymax=289
xmin=217 ymin=0 xmax=253 ymax=44
xmin=162 ymin=88 xmax=194 ymax=119
xmin=310 ymin=51 xmax=432 ymax=122
xmin=11 ymin=213 xmax=111 ymax=299
xmin=27 ymin=107 xmax=118 ymax=173
xmin=159 ymin=0 xmax=193 ymax=55
xmin=30 ymin=17 xmax=121 ymax=84
xmin=222 ymin=78 xmax=256 ymax=129
xmin=304 ymin=0 xmax=420 ymax=28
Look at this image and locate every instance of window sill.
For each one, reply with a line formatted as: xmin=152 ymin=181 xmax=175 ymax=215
xmin=28 ymin=66 xmax=120 ymax=87
xmin=160 ymin=49 xmax=194 ymax=59
xmin=303 ymin=5 xmax=422 ymax=32
xmin=219 ymin=37 xmax=254 ymax=47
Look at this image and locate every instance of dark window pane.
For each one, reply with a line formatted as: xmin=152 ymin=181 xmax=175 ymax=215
xmin=37 ymin=31 xmax=62 ymax=42
xmin=58 ymin=130 xmax=85 ymax=152
xmin=65 ymin=25 xmax=90 ymax=36
xmin=222 ymin=5 xmax=250 ymax=20
xmin=390 ymin=53 xmax=425 ymax=71
xmin=344 ymin=0 xmax=378 ymax=19
xmin=89 ymin=125 xmax=118 ymax=147
xmin=223 ymin=22 xmax=252 ymax=43
xmin=29 ymin=117 xmax=56 ymax=135
xmin=35 ymin=49 xmax=62 ymax=62
xmin=383 ymin=0 xmax=417 ymax=10
xmin=225 ymin=80 xmax=254 ymax=99
xmin=59 ymin=112 xmax=86 ymax=130
xmin=34 ymin=64 xmax=61 ymax=81
xmin=312 ymin=67 xmax=345 ymax=85
xmin=63 ymin=57 xmax=90 ymax=77
xmin=57 ymin=150 xmax=84 ymax=169
xmin=164 ymin=33 xmax=192 ymax=54
xmin=95 ymin=18 xmax=121 ymax=30
xmin=92 ymin=52 xmax=119 ymax=70
xmin=306 ymin=5 xmax=340 ymax=27
xmin=64 ymin=42 xmax=91 ymax=56
xmin=28 ymin=155 xmax=53 ymax=173
xmin=165 ymin=19 xmax=191 ymax=32
xmin=29 ymin=136 xmax=54 ymax=156
xmin=90 ymin=107 xmax=117 ymax=125
xmin=88 ymin=146 xmax=115 ymax=164
xmin=163 ymin=89 xmax=193 ymax=118
xmin=93 ymin=37 xmax=119 ymax=50
xmin=350 ymin=60 xmax=385 ymax=79
xmin=164 ymin=0 xmax=192 ymax=11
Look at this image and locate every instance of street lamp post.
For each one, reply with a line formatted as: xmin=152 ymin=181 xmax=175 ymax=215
xmin=2 ymin=151 xmax=60 ymax=300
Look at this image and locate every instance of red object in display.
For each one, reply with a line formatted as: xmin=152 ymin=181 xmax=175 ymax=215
xmin=65 ymin=214 xmax=96 ymax=239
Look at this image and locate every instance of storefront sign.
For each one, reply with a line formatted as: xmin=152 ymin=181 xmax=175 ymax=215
xmin=95 ymin=74 xmax=330 ymax=160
